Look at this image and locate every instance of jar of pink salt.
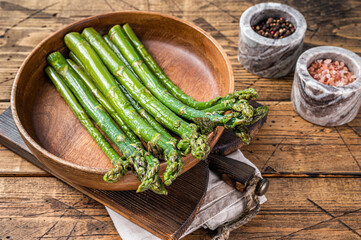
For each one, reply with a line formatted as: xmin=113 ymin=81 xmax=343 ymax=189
xmin=291 ymin=46 xmax=361 ymax=126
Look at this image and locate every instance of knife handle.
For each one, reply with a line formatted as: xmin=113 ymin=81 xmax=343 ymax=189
xmin=208 ymin=153 xmax=269 ymax=195
xmin=208 ymin=153 xmax=255 ymax=191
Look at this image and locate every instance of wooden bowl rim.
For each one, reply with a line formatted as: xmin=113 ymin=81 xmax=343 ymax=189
xmin=10 ymin=11 xmax=234 ymax=175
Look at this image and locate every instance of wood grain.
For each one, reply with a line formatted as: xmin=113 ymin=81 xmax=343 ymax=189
xmin=1 ymin=0 xmax=361 ymax=239
xmin=243 ymin=101 xmax=361 ymax=175
xmin=1 ymin=177 xmax=360 ymax=239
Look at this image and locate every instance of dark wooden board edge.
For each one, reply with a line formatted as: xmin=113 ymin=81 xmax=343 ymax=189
xmin=0 ymin=108 xmax=209 ymax=240
xmin=0 ymin=108 xmax=41 ymax=168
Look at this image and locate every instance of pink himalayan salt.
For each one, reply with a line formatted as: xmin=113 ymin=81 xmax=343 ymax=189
xmin=308 ymin=59 xmax=357 ymax=87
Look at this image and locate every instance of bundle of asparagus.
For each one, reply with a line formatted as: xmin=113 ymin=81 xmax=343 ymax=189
xmin=45 ymin=24 xmax=268 ymax=194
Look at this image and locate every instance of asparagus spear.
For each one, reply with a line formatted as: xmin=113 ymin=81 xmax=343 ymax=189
xmin=74 ymin=46 xmax=253 ymax=120
xmin=80 ymin=28 xmax=210 ymax=160
xmin=118 ymin=83 xmax=177 ymax=145
xmin=45 ymin=66 xmax=129 ymax=181
xmin=122 ymin=23 xmax=252 ymax=109
xmin=67 ymin=55 xmax=142 ymax=146
xmin=103 ymin=35 xmax=139 ymax=81
xmin=102 ymin=36 xmax=177 ymax=145
xmin=64 ymin=33 xmax=184 ymax=185
xmin=108 ymin=26 xmax=268 ymax=139
xmin=200 ymin=88 xmax=259 ymax=114
xmin=68 ymin=54 xmax=167 ymax=194
xmin=71 ymin=49 xmax=177 ymax=148
xmin=201 ymin=99 xmax=254 ymax=117
xmin=106 ymin=32 xmax=257 ymax=142
xmin=233 ymin=105 xmax=269 ymax=144
xmin=47 ymin=52 xmax=166 ymax=193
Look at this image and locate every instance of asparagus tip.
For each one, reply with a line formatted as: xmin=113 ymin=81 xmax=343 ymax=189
xmin=237 ymin=88 xmax=258 ymax=100
xmin=163 ymin=150 xmax=184 ymax=186
xmin=103 ymin=162 xmax=127 ymax=183
xmin=249 ymin=106 xmax=269 ymax=125
xmin=232 ymin=105 xmax=269 ymax=144
xmin=150 ymin=176 xmax=168 ymax=195
xmin=136 ymin=178 xmax=153 ymax=192
xmin=176 ymin=139 xmax=191 ymax=156
xmin=232 ymin=99 xmax=254 ymax=118
xmin=190 ymin=134 xmax=210 ymax=160
xmin=192 ymin=117 xmax=217 ymax=134
xmin=147 ymin=141 xmax=163 ymax=160
xmin=234 ymin=126 xmax=251 ymax=145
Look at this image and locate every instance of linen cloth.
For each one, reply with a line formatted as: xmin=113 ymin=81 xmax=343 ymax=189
xmin=106 ymin=150 xmax=266 ymax=239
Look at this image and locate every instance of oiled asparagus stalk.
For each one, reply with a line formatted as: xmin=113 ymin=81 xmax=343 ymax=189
xmin=118 ymin=82 xmax=177 ymax=145
xmin=64 ymin=32 xmax=184 ymax=185
xmin=102 ymin=36 xmax=177 ymax=145
xmin=68 ymin=54 xmax=169 ymax=193
xmin=81 ymin=28 xmax=210 ymax=161
xmin=45 ymin=66 xmax=128 ymax=183
xmin=108 ymin=25 xmax=268 ymax=140
xmin=122 ymin=23 xmax=253 ymax=109
xmin=71 ymin=50 xmax=177 ymax=148
xmin=67 ymin=56 xmax=142 ymax=146
xmin=47 ymin=52 xmax=166 ymax=194
xmin=103 ymin=35 xmax=139 ymax=80
xmin=201 ymin=99 xmax=254 ymax=118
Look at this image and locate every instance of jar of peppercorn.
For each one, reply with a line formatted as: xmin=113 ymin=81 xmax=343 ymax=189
xmin=238 ymin=2 xmax=307 ymax=78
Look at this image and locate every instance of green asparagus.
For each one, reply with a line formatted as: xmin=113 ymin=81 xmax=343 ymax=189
xmin=108 ymin=25 xmax=267 ymax=140
xmin=232 ymin=105 xmax=269 ymax=144
xmin=201 ymin=99 xmax=254 ymax=117
xmin=47 ymin=52 xmax=166 ymax=193
xmin=68 ymin=54 xmax=167 ymax=194
xmin=102 ymin=35 xmax=177 ymax=145
xmin=71 ymin=49 xmax=177 ymax=148
xmin=45 ymin=66 xmax=128 ymax=178
xmin=81 ymin=27 xmax=210 ymax=160
xmin=122 ymin=23 xmax=253 ymax=110
xmin=67 ymin=56 xmax=142 ymax=146
xmin=103 ymin=35 xmax=139 ymax=81
xmin=64 ymin=32 xmax=184 ymax=185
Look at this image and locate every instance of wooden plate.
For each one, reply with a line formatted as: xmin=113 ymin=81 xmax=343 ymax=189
xmin=11 ymin=12 xmax=234 ymax=191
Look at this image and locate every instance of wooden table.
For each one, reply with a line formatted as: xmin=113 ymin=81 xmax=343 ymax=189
xmin=1 ymin=0 xmax=361 ymax=239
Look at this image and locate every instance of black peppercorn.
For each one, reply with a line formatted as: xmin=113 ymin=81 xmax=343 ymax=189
xmin=252 ymin=17 xmax=295 ymax=39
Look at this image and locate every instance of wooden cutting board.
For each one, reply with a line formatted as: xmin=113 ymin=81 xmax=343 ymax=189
xmin=0 ymin=106 xmax=266 ymax=239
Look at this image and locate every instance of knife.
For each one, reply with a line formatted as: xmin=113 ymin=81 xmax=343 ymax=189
xmin=208 ymin=128 xmax=269 ymax=196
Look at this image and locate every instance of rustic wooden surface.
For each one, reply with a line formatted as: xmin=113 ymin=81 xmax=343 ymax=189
xmin=0 ymin=0 xmax=361 ymax=239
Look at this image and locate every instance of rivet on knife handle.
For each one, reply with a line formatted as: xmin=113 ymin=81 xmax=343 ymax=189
xmin=208 ymin=153 xmax=256 ymax=192
xmin=256 ymin=178 xmax=269 ymax=196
